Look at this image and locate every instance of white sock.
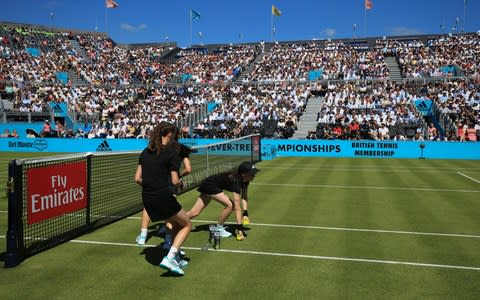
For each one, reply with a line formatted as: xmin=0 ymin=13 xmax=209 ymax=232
xmin=167 ymin=246 xmax=179 ymax=260
xmin=140 ymin=228 xmax=148 ymax=237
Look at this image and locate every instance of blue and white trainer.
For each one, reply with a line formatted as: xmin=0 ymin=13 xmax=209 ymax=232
xmin=160 ymin=256 xmax=184 ymax=275
xmin=217 ymin=225 xmax=232 ymax=238
xmin=136 ymin=234 xmax=147 ymax=246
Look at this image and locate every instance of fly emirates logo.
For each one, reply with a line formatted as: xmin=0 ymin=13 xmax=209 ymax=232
xmin=27 ymin=162 xmax=87 ymax=224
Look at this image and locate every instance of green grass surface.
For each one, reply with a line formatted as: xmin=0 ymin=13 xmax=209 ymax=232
xmin=1 ymin=153 xmax=480 ymax=299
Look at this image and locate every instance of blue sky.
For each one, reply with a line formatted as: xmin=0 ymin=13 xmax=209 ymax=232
xmin=1 ymin=0 xmax=479 ymax=47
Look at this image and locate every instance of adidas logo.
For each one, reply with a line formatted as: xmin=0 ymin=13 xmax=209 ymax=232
xmin=51 ymin=103 xmax=63 ymax=112
xmin=96 ymin=140 xmax=112 ymax=152
xmin=418 ymin=101 xmax=428 ymax=109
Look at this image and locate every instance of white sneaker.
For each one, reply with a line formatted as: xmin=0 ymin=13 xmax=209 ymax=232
xmin=216 ymin=225 xmax=232 ymax=238
xmin=180 ymin=248 xmax=186 ymax=256
xmin=159 ymin=256 xmax=184 ymax=275
xmin=136 ymin=234 xmax=146 ymax=246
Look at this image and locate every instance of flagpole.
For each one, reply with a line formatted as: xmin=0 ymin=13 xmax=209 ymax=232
xmin=363 ymin=6 xmax=367 ymax=37
xmin=271 ymin=11 xmax=274 ymax=42
xmin=463 ymin=0 xmax=466 ymax=33
xmin=105 ymin=4 xmax=108 ymax=34
xmin=189 ymin=9 xmax=192 ymax=47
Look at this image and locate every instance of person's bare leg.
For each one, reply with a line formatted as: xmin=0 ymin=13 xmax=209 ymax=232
xmin=136 ymin=209 xmax=150 ymax=245
xmin=141 ymin=209 xmax=150 ymax=228
xmin=168 ymin=210 xmax=192 ymax=249
xmin=187 ymin=194 xmax=211 ymax=219
xmin=160 ymin=210 xmax=192 ymax=275
xmin=209 ymin=193 xmax=233 ymax=224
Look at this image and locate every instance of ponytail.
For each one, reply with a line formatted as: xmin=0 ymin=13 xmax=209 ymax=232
xmin=148 ymin=121 xmax=175 ymax=154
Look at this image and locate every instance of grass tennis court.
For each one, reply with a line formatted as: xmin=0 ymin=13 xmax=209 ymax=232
xmin=1 ymin=153 xmax=480 ymax=299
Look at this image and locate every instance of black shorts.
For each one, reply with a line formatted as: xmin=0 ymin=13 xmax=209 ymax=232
xmin=197 ymin=179 xmax=223 ymax=195
xmin=142 ymin=189 xmax=182 ymax=222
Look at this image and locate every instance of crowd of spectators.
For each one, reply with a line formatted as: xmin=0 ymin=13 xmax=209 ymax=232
xmin=428 ymin=79 xmax=480 ymax=141
xmin=311 ymin=79 xmax=480 ymax=141
xmin=76 ymin=34 xmax=174 ymax=85
xmin=172 ymin=45 xmax=260 ymax=83
xmin=376 ymin=34 xmax=480 ymax=78
xmin=192 ymin=83 xmax=311 ymax=138
xmin=1 ymin=24 xmax=479 ymax=141
xmin=314 ymin=81 xmax=427 ymax=140
xmin=1 ymin=26 xmax=77 ymax=85
xmin=2 ymin=80 xmax=313 ymax=139
xmin=246 ymin=41 xmax=389 ymax=82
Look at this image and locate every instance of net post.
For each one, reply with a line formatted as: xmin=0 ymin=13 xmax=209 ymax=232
xmin=86 ymin=154 xmax=92 ymax=227
xmin=5 ymin=160 xmax=20 ymax=268
xmin=251 ymin=134 xmax=261 ymax=163
xmin=251 ymin=135 xmax=254 ymax=162
xmin=206 ymin=145 xmax=209 ymax=177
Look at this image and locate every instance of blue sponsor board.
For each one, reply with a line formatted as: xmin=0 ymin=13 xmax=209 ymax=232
xmin=264 ymin=140 xmax=480 ymax=160
xmin=0 ymin=138 xmax=479 ymax=160
xmin=0 ymin=138 xmax=148 ymax=153
xmin=261 ymin=144 xmax=277 ymax=160
xmin=182 ymin=138 xmax=252 ymax=156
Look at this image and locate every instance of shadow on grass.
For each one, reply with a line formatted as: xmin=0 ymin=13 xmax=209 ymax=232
xmin=191 ymin=224 xmax=251 ymax=236
xmin=140 ymin=244 xmax=168 ymax=266
xmin=0 ymin=252 xmax=5 ymax=262
xmin=140 ymin=245 xmax=188 ymax=277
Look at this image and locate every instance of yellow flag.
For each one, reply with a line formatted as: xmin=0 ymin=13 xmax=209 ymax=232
xmin=272 ymin=5 xmax=281 ymax=16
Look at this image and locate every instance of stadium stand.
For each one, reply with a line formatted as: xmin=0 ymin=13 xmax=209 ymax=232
xmin=0 ymin=22 xmax=479 ymax=141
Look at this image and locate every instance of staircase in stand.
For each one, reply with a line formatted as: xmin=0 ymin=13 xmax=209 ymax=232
xmin=291 ymin=96 xmax=324 ymax=139
xmin=235 ymin=43 xmax=273 ymax=83
xmin=385 ymin=56 xmax=403 ymax=82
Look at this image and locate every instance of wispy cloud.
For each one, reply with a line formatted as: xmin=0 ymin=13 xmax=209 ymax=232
xmin=388 ymin=26 xmax=424 ymax=36
xmin=321 ymin=28 xmax=336 ymax=37
xmin=44 ymin=1 xmax=58 ymax=9
xmin=120 ymin=23 xmax=148 ymax=33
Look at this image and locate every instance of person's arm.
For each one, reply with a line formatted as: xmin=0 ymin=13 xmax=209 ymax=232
xmin=232 ymin=192 xmax=243 ymax=225
xmin=241 ymin=198 xmax=248 ymax=212
xmin=170 ymin=170 xmax=181 ymax=187
xmin=232 ymin=192 xmax=246 ymax=240
xmin=179 ymin=157 xmax=192 ymax=178
xmin=240 ymin=184 xmax=251 ymax=225
xmin=134 ymin=165 xmax=142 ymax=185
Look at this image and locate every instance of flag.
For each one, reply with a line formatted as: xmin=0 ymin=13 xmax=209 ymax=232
xmin=272 ymin=5 xmax=282 ymax=16
xmin=365 ymin=0 xmax=373 ymax=10
xmin=105 ymin=0 xmax=119 ymax=9
xmin=191 ymin=9 xmax=201 ymax=20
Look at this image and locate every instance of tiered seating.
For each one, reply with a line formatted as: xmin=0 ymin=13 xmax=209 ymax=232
xmin=171 ymin=45 xmax=260 ymax=83
xmin=246 ymin=41 xmax=389 ymax=82
xmin=1 ymin=23 xmax=479 ymax=141
xmin=316 ymin=81 xmax=427 ymax=140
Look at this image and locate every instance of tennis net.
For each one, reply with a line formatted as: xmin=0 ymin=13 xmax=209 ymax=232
xmin=4 ymin=134 xmax=260 ymax=267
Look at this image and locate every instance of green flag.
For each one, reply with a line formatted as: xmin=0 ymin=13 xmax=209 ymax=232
xmin=191 ymin=9 xmax=201 ymax=20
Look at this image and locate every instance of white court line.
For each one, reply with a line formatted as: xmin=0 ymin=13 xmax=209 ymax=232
xmin=259 ymin=164 xmax=480 ymax=171
xmin=252 ymin=182 xmax=480 ymax=193
xmin=1 ymin=236 xmax=476 ymax=272
xmin=260 ymin=166 xmax=480 ymax=173
xmin=1 ymin=211 xmax=480 ymax=240
xmin=123 ymin=216 xmax=480 ymax=240
xmin=188 ymin=219 xmax=480 ymax=240
xmin=457 ymin=172 xmax=480 ymax=184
